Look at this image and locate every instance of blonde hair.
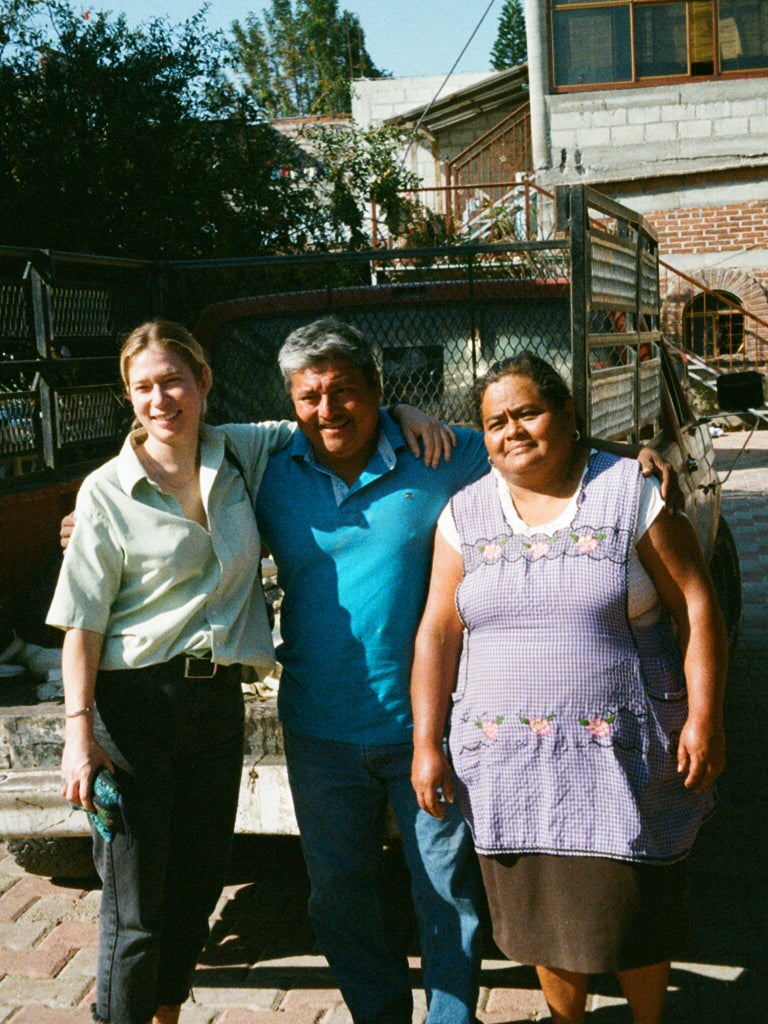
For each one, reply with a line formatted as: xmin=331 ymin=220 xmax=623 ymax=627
xmin=120 ymin=320 xmax=212 ymax=421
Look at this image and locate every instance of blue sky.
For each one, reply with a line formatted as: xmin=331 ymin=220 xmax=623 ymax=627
xmin=97 ymin=0 xmax=501 ymax=78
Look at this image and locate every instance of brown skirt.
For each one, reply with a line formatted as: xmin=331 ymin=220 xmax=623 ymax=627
xmin=479 ymin=852 xmax=690 ymax=974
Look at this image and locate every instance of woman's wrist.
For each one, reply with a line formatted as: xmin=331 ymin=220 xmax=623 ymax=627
xmin=65 ymin=706 xmax=93 ymax=719
xmin=413 ymin=734 xmax=445 ymax=752
xmin=64 ymin=713 xmax=95 ymax=736
xmin=683 ymin=709 xmax=724 ymax=734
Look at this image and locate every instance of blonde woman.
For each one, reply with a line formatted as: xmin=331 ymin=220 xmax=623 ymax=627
xmin=51 ymin=320 xmax=447 ymax=1024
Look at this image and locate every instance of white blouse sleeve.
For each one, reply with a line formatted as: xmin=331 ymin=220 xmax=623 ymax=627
xmin=437 ymin=501 xmax=461 ymax=552
xmin=635 ymin=475 xmax=666 ymax=543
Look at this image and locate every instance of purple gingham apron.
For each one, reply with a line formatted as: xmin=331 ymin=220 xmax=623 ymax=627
xmin=448 ymin=452 xmax=714 ymax=864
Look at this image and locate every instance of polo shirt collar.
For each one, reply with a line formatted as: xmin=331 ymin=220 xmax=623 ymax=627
xmin=289 ymin=410 xmax=404 ymax=496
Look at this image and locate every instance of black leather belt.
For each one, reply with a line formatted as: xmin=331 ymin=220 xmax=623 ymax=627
xmin=182 ymin=656 xmax=219 ymax=679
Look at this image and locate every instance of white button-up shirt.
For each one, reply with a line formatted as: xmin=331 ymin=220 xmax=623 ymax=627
xmin=47 ymin=421 xmax=294 ymax=674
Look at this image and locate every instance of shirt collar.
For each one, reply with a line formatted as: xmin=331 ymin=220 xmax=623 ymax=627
xmin=289 ymin=409 xmax=404 ymax=468
xmin=115 ymin=423 xmax=224 ymax=495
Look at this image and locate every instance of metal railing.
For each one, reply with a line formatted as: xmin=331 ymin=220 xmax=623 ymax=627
xmin=447 ymin=103 xmax=532 ymax=196
xmin=374 ymin=179 xmax=556 ymax=248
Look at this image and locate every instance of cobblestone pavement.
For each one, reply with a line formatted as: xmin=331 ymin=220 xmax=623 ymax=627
xmin=0 ymin=430 xmax=765 ymax=1023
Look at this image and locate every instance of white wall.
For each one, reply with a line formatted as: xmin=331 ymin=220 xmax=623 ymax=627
xmin=352 ymin=73 xmax=493 ymax=188
xmin=352 ymin=73 xmax=492 ymax=127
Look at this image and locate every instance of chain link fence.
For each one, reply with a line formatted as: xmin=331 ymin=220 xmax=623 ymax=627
xmin=194 ymin=250 xmax=572 ymax=430
xmin=0 ymin=186 xmax=665 ymax=490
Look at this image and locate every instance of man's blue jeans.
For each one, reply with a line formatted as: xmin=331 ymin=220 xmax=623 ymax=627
xmin=283 ymin=728 xmax=483 ymax=1024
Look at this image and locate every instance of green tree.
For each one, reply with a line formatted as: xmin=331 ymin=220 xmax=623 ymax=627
xmin=231 ymin=0 xmax=386 ymax=118
xmin=299 ymin=122 xmax=421 ymax=247
xmin=490 ymin=0 xmax=527 ymax=70
xmin=0 ymin=1 xmax=325 ymax=256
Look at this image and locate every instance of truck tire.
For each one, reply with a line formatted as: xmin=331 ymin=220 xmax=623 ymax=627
xmin=709 ymin=515 xmax=741 ymax=649
xmin=6 ymin=837 xmax=96 ymax=879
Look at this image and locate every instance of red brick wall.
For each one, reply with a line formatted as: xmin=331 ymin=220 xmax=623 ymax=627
xmin=645 ymin=200 xmax=768 ymax=258
xmin=641 ymin=200 xmax=768 ymax=367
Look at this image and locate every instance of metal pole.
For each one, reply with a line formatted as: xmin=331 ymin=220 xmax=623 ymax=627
xmin=568 ymin=186 xmax=589 ymax=435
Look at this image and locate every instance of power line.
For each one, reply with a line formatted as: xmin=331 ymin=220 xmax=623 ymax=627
xmin=399 ymin=0 xmax=499 ymax=169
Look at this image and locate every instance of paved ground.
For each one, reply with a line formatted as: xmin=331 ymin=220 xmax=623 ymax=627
xmin=0 ymin=429 xmax=765 ymax=1023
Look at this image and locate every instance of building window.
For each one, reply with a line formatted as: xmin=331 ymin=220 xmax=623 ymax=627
xmin=683 ymin=291 xmax=744 ymax=361
xmin=551 ymin=0 xmax=768 ymax=88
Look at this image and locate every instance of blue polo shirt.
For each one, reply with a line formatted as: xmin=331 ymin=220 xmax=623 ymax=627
xmin=255 ymin=413 xmax=488 ymax=745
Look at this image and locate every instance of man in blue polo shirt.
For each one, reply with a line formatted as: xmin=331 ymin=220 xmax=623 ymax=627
xmin=255 ymin=319 xmax=488 ymax=1024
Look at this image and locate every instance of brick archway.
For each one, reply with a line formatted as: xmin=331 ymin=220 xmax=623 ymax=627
xmin=660 ymin=266 xmax=768 ymax=366
xmin=697 ymin=268 xmax=768 ymax=324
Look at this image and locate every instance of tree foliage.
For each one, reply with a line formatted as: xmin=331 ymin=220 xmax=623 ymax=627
xmin=299 ymin=122 xmax=420 ymax=247
xmin=231 ymin=0 xmax=386 ymax=118
xmin=0 ymin=1 xmax=414 ymax=256
xmin=0 ymin=0 xmax=404 ymax=256
xmin=490 ymin=0 xmax=527 ymax=70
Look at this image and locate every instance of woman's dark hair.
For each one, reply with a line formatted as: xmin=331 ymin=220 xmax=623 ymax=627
xmin=472 ymin=352 xmax=572 ymax=426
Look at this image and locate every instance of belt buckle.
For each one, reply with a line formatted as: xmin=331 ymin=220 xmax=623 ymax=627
xmin=183 ymin=657 xmax=218 ymax=679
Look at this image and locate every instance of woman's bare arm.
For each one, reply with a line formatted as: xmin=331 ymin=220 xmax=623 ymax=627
xmin=411 ymin=531 xmax=465 ymax=818
xmin=637 ymin=510 xmax=727 ymax=792
xmin=60 ymin=628 xmax=114 ymax=812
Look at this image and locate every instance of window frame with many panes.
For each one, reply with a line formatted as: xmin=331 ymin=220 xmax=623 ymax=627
xmin=550 ymin=0 xmax=768 ymax=90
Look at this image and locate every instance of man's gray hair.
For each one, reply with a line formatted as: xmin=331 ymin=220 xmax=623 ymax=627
xmin=278 ymin=318 xmax=379 ymax=390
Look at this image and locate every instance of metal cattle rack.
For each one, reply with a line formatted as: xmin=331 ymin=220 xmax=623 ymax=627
xmin=0 ymin=249 xmax=156 ymax=488
xmin=0 ymin=186 xmax=663 ymax=492
xmin=558 ymin=185 xmax=663 ymax=443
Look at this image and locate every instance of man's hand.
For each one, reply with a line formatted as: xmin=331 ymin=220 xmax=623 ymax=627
xmin=60 ymin=511 xmax=76 ymax=551
xmin=637 ymin=447 xmax=685 ymax=513
xmin=592 ymin=438 xmax=684 ymax=514
xmin=391 ymin=405 xmax=457 ymax=468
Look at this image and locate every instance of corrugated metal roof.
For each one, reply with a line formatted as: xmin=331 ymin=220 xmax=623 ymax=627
xmin=385 ymin=64 xmax=529 ymax=133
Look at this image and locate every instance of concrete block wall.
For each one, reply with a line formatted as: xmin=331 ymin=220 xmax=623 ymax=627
xmin=532 ymin=71 xmax=768 ymax=339
xmin=540 ymin=78 xmax=768 ymax=185
xmin=351 ymin=73 xmax=489 ymax=128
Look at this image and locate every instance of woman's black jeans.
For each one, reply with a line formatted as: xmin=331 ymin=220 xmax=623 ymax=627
xmin=90 ymin=660 xmax=245 ymax=1024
